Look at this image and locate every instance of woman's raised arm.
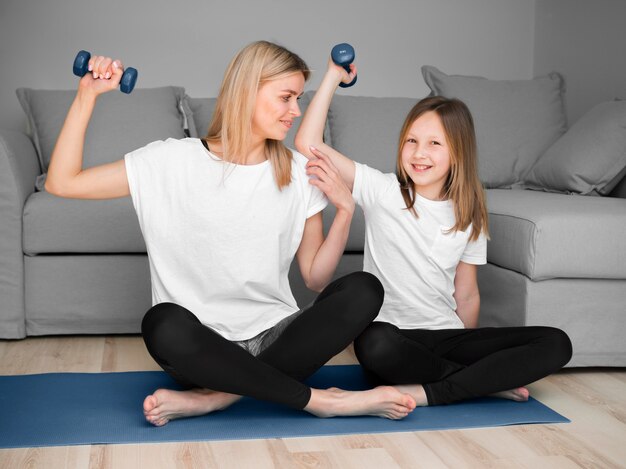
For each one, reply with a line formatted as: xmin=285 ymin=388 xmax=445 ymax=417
xmin=45 ymin=56 xmax=130 ymax=199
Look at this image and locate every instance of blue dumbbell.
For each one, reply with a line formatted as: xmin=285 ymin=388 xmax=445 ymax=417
xmin=331 ymin=43 xmax=357 ymax=88
xmin=73 ymin=50 xmax=138 ymax=94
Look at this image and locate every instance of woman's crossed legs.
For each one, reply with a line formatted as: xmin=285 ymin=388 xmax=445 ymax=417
xmin=141 ymin=272 xmax=416 ymax=425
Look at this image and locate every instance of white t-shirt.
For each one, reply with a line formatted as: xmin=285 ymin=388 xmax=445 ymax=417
xmin=353 ymin=163 xmax=487 ymax=330
xmin=125 ymin=138 xmax=327 ymax=340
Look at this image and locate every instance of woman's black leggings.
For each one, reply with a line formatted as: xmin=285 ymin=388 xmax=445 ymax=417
xmin=354 ymin=322 xmax=572 ymax=405
xmin=141 ymin=272 xmax=383 ymax=410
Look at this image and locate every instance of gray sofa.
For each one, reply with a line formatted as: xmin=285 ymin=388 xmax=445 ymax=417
xmin=1 ymin=66 xmax=625 ymax=367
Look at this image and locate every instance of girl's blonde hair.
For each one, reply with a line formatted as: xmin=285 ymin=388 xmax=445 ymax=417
xmin=205 ymin=41 xmax=310 ymax=189
xmin=396 ymin=96 xmax=489 ymax=241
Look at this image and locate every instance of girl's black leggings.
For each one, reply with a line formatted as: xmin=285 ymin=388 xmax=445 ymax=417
xmin=354 ymin=322 xmax=572 ymax=405
xmin=141 ymin=272 xmax=383 ymax=410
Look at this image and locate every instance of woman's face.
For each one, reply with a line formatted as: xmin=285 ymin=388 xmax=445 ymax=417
xmin=251 ymin=72 xmax=305 ymax=142
xmin=400 ymin=111 xmax=452 ymax=201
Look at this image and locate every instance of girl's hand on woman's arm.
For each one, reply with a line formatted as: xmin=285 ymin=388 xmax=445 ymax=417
xmin=296 ymin=149 xmax=355 ymax=292
xmin=306 ymin=148 xmax=355 ymax=216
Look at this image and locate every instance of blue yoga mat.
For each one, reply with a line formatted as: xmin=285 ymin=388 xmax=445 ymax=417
xmin=0 ymin=365 xmax=568 ymax=448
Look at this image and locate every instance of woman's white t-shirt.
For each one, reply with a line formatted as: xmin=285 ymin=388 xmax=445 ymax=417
xmin=352 ymin=163 xmax=487 ymax=330
xmin=124 ymin=138 xmax=327 ymax=341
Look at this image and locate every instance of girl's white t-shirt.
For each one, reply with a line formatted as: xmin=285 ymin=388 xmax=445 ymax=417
xmin=124 ymin=138 xmax=327 ymax=341
xmin=353 ymin=163 xmax=487 ymax=330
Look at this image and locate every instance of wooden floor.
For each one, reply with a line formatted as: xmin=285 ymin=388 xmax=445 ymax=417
xmin=0 ymin=336 xmax=625 ymax=469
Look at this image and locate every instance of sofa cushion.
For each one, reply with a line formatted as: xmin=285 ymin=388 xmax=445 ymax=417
xmin=421 ymin=66 xmax=567 ymax=189
xmin=524 ymin=100 xmax=626 ymax=196
xmin=328 ymin=95 xmax=419 ymax=250
xmin=23 ymin=192 xmax=145 ymax=255
xmin=486 ymin=189 xmax=626 ymax=280
xmin=16 ymin=86 xmax=192 ymax=178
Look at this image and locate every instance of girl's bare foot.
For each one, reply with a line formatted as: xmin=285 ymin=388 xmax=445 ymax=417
xmin=305 ymin=385 xmax=416 ymax=420
xmin=394 ymin=383 xmax=530 ymax=404
xmin=490 ymin=386 xmax=530 ymax=402
xmin=393 ymin=384 xmax=429 ymax=406
xmin=143 ymin=388 xmax=241 ymax=426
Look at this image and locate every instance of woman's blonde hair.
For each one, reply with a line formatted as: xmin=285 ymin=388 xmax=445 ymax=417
xmin=205 ymin=41 xmax=310 ymax=189
xmin=396 ymin=96 xmax=489 ymax=241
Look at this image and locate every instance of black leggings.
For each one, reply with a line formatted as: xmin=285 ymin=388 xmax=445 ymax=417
xmin=354 ymin=322 xmax=572 ymax=405
xmin=141 ymin=272 xmax=384 ymax=410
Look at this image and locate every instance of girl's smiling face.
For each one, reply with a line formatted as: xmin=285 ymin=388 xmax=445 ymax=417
xmin=400 ymin=111 xmax=451 ymax=200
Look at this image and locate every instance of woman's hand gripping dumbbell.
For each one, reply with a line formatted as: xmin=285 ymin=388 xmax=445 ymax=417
xmin=331 ymin=43 xmax=357 ymax=88
xmin=73 ymin=50 xmax=138 ymax=94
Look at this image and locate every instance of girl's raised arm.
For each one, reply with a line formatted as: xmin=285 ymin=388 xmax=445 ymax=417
xmin=295 ymin=58 xmax=357 ymax=190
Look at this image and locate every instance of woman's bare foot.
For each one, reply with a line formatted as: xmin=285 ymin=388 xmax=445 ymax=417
xmin=490 ymin=386 xmax=530 ymax=402
xmin=143 ymin=388 xmax=242 ymax=426
xmin=305 ymin=386 xmax=416 ymax=420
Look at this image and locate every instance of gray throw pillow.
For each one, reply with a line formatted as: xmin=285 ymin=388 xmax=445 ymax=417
xmin=525 ymin=100 xmax=626 ymax=195
xmin=17 ymin=86 xmax=193 ymax=186
xmin=421 ymin=65 xmax=567 ymax=188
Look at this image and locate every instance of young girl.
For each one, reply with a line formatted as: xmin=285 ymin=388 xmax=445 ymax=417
xmin=46 ymin=41 xmax=417 ymax=425
xmin=295 ymin=57 xmax=572 ymax=407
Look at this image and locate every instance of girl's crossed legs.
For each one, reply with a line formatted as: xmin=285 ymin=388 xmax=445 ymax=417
xmin=354 ymin=321 xmax=572 ymax=406
xmin=141 ymin=272 xmax=416 ymax=425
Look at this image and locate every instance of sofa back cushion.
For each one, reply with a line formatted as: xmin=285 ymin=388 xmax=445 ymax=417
xmin=421 ymin=65 xmax=567 ymax=188
xmin=187 ymin=97 xmax=217 ymax=139
xmin=524 ymin=100 xmax=626 ymax=196
xmin=17 ymin=87 xmax=192 ymax=179
xmin=327 ymin=95 xmax=419 ymax=250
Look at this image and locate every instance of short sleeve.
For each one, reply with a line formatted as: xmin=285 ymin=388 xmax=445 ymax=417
xmin=290 ymin=150 xmax=328 ymax=218
xmin=305 ymin=162 xmax=328 ymax=218
xmin=460 ymin=229 xmax=487 ymax=265
xmin=353 ymin=162 xmax=398 ymax=209
xmin=124 ymin=139 xmax=174 ymax=218
xmin=306 ymin=185 xmax=328 ymax=218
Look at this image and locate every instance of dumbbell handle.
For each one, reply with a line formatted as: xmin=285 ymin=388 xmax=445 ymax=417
xmin=73 ymin=50 xmax=138 ymax=94
xmin=331 ymin=43 xmax=357 ymax=88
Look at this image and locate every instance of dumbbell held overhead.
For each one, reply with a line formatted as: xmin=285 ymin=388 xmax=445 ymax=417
xmin=73 ymin=50 xmax=138 ymax=94
xmin=331 ymin=43 xmax=357 ymax=88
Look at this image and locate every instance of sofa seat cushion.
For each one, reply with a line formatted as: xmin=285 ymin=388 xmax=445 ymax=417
xmin=486 ymin=189 xmax=626 ymax=280
xmin=23 ymin=192 xmax=145 ymax=255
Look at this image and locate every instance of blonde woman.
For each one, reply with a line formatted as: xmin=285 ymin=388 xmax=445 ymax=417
xmin=295 ymin=58 xmax=572 ymax=408
xmin=46 ymin=41 xmax=417 ymax=426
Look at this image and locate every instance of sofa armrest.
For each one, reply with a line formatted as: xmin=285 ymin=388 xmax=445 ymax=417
xmin=608 ymin=173 xmax=626 ymax=199
xmin=0 ymin=129 xmax=41 ymax=338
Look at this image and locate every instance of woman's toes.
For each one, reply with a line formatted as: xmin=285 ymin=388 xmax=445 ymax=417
xmin=143 ymin=394 xmax=159 ymax=413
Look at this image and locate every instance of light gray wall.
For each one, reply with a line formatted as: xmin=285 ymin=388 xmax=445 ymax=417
xmin=0 ymin=0 xmax=536 ymax=131
xmin=534 ymin=0 xmax=626 ymax=124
